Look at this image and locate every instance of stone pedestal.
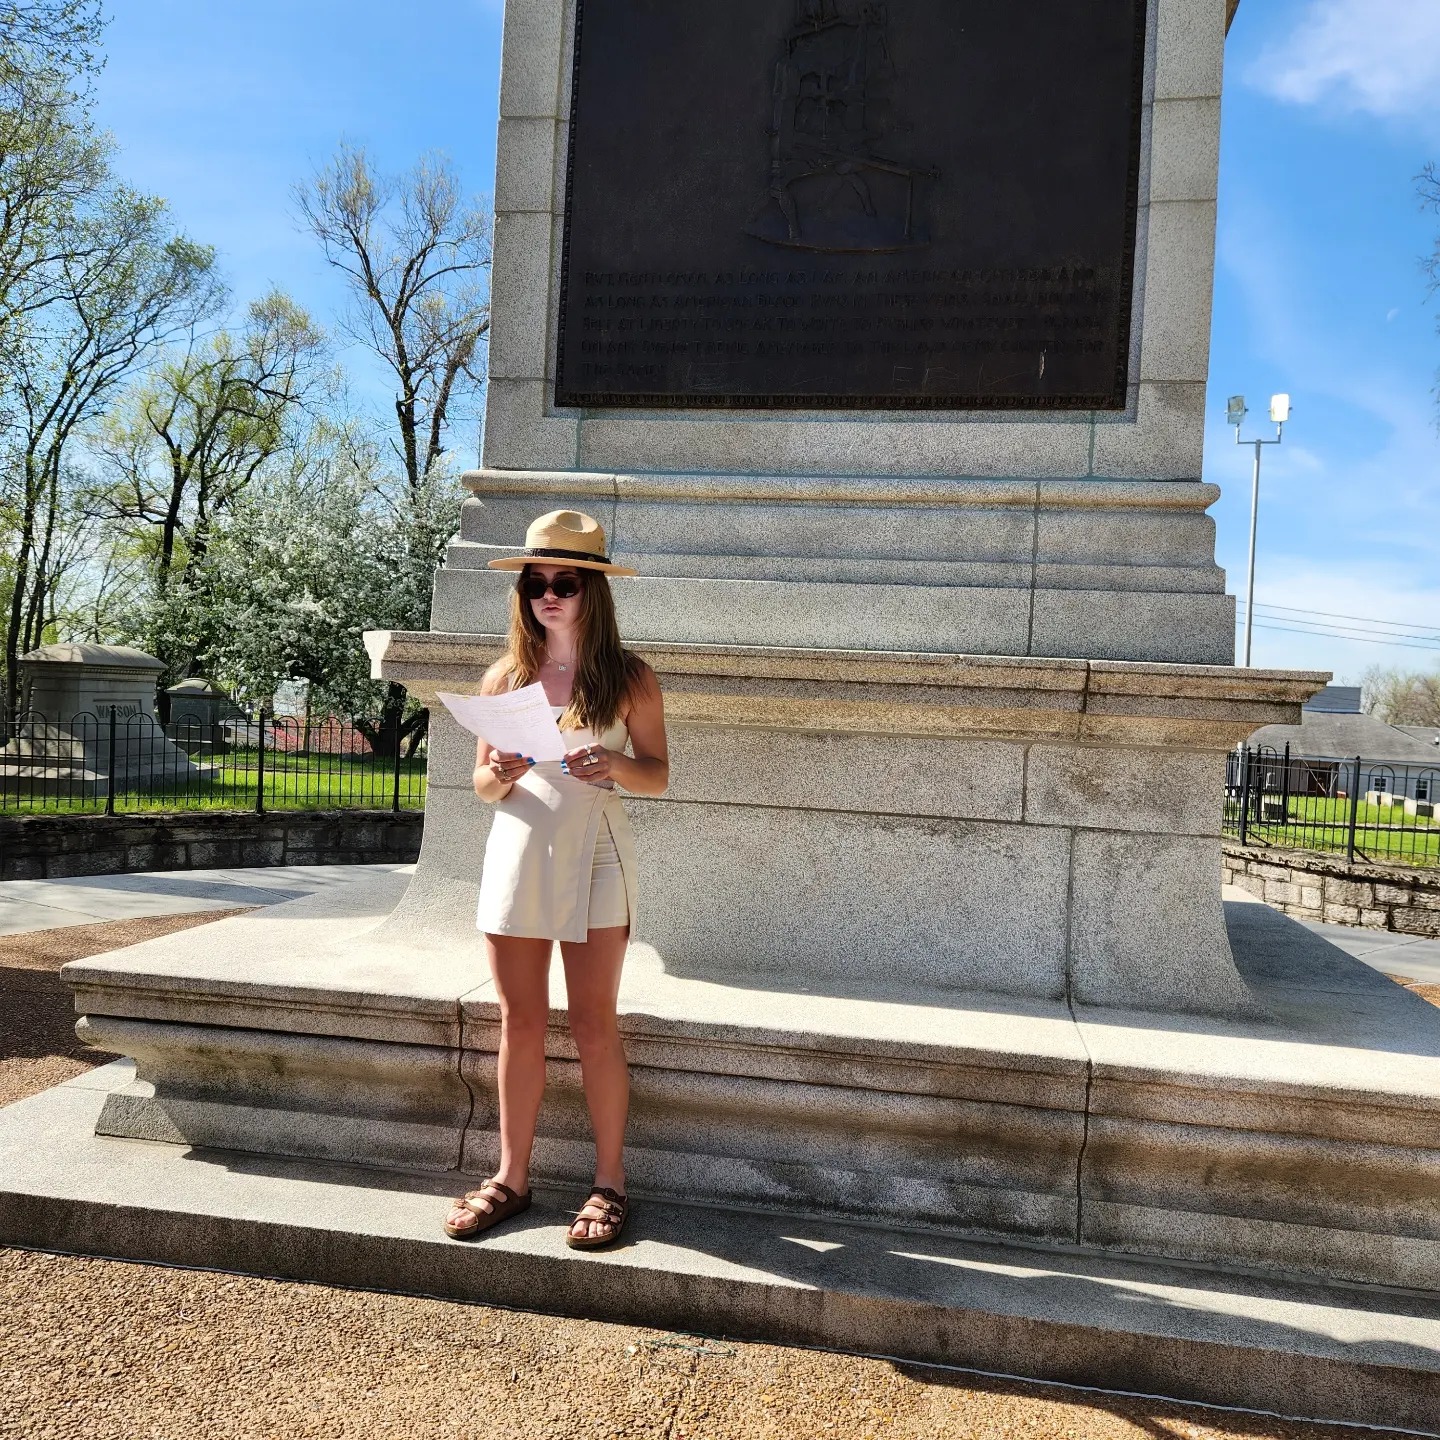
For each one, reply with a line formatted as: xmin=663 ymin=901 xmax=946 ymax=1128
xmin=164 ymin=677 xmax=240 ymax=755
xmin=59 ymin=869 xmax=1440 ymax=1296
xmin=439 ymin=474 xmax=1236 ymax=663
xmin=372 ymin=629 xmax=1319 ymax=1019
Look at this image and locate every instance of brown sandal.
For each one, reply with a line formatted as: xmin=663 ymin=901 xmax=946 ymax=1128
xmin=443 ymin=1179 xmax=531 ymax=1240
xmin=566 ymin=1186 xmax=628 ymax=1249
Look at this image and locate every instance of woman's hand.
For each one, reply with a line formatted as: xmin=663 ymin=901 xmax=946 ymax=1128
xmin=474 ymin=739 xmax=534 ymax=800
xmin=562 ymin=743 xmax=613 ymax=785
xmin=489 ymin=750 xmax=534 ymax=784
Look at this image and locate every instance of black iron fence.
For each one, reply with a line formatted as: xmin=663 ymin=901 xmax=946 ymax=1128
xmin=0 ymin=708 xmax=427 ymax=814
xmin=1225 ymin=744 xmax=1440 ymax=867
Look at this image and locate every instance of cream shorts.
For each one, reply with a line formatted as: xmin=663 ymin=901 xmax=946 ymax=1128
xmin=586 ymin=816 xmax=630 ymax=931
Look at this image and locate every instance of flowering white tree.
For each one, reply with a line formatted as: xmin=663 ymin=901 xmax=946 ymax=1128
xmin=147 ymin=433 xmax=459 ymax=754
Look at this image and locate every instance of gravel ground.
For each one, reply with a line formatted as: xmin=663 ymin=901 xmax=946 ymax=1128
xmin=0 ymin=910 xmax=253 ymax=1108
xmin=1388 ymin=976 xmax=1440 ymax=1007
xmin=0 ymin=1249 xmax=1401 ymax=1440
xmin=0 ymin=913 xmax=1421 ymax=1440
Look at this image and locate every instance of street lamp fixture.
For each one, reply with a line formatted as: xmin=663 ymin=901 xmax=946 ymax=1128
xmin=1232 ymin=392 xmax=1290 ymax=668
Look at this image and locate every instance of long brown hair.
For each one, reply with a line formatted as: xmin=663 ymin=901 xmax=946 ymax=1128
xmin=495 ymin=566 xmax=644 ymax=732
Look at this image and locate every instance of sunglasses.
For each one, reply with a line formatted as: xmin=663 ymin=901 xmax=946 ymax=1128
xmin=521 ymin=573 xmax=584 ymax=601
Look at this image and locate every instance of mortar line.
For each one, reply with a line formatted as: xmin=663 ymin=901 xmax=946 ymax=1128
xmin=1024 ymin=482 xmax=1040 ymax=655
xmin=631 ymin=792 xmax=1220 ymax=840
xmin=1060 ymin=823 xmax=1094 ymax=1249
xmin=451 ymin=992 xmax=479 ymax=1174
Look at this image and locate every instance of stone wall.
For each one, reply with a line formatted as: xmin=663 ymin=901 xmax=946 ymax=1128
xmin=0 ymin=810 xmax=422 ymax=881
xmin=1222 ymin=841 xmax=1440 ymax=936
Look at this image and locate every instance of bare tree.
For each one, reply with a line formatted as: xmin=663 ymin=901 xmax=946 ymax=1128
xmin=294 ymin=144 xmax=488 ymax=756
xmin=295 ymin=144 xmax=490 ymax=497
xmin=3 ymin=189 xmax=221 ymax=715
xmin=1361 ymin=664 xmax=1440 ymax=727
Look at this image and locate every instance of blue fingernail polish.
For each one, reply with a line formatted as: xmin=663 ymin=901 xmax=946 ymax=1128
xmin=526 ymin=758 xmax=535 ymax=765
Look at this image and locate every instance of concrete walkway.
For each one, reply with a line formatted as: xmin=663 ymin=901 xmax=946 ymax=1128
xmin=1293 ymin=913 xmax=1440 ymax=984
xmin=1 ymin=865 xmax=1437 ymax=985
xmin=0 ymin=864 xmax=414 ymax=937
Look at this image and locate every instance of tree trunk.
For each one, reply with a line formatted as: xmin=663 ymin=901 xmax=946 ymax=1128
xmin=356 ymin=681 xmax=409 ymax=761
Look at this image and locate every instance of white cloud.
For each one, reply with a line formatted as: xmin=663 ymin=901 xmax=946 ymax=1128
xmin=1249 ymin=0 xmax=1440 ymax=122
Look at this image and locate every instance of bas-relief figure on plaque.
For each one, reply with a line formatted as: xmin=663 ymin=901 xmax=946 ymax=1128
xmin=745 ymin=1 xmax=937 ymax=254
xmin=556 ymin=0 xmax=1146 ymax=410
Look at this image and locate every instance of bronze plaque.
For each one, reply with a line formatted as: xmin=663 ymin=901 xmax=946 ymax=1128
xmin=556 ymin=0 xmax=1146 ymax=410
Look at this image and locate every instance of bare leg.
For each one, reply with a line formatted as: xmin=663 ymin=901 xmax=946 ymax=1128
xmin=445 ymin=933 xmax=550 ymax=1236
xmin=560 ymin=924 xmax=630 ymax=1241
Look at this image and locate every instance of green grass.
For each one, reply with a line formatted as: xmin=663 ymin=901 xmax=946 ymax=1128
xmin=1226 ymin=793 xmax=1440 ymax=867
xmin=2 ymin=746 xmax=428 ymax=816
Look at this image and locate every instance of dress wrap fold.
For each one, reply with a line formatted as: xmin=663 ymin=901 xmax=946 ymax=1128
xmin=476 ymin=714 xmax=636 ymax=942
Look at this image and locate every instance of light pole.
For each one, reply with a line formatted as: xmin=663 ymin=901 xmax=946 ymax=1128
xmin=1228 ymin=393 xmax=1290 ymax=667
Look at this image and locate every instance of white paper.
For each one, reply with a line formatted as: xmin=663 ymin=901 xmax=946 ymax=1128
xmin=436 ymin=684 xmax=568 ymax=762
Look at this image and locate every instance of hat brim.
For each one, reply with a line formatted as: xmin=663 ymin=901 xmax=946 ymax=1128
xmin=487 ymin=555 xmax=639 ymax=577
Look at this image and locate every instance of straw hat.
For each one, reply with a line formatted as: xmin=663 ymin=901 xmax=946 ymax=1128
xmin=486 ymin=509 xmax=637 ymax=577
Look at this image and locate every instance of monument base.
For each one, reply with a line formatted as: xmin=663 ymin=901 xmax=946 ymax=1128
xmin=60 ymin=870 xmax=1440 ymax=1296
xmin=3 ymin=1065 xmax=1437 ymax=1433
xmin=372 ymin=633 xmax=1325 ymax=1018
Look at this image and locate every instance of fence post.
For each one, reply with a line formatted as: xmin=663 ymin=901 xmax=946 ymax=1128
xmin=104 ymin=706 xmax=117 ymax=816
xmin=391 ymin=729 xmax=404 ymax=813
xmin=1280 ymin=741 xmax=1291 ymax=823
xmin=1237 ymin=746 xmax=1251 ymax=845
xmin=255 ymin=710 xmax=266 ymax=818
xmin=1346 ymin=755 xmax=1362 ymax=864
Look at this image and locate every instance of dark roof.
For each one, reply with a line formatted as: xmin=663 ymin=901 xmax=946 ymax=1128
xmin=1303 ymin=684 xmax=1362 ymax=714
xmin=1248 ymin=711 xmax=1440 ymax=764
xmin=1397 ymin=725 xmax=1440 ymax=750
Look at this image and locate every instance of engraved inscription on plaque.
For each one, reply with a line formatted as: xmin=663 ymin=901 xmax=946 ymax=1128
xmin=556 ymin=0 xmax=1146 ymax=410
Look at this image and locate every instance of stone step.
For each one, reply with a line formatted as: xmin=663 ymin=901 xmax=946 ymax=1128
xmin=3 ymin=1067 xmax=1437 ymax=1434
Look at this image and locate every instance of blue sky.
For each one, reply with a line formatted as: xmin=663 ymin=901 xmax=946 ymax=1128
xmin=88 ymin=0 xmax=1440 ymax=681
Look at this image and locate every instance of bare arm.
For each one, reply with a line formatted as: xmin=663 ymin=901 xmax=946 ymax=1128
xmin=611 ymin=663 xmax=669 ymax=797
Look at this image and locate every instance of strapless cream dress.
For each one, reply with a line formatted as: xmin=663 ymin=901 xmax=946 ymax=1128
xmin=475 ymin=707 xmax=637 ymax=942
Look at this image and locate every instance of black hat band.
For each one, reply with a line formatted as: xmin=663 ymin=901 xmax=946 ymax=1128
xmin=522 ymin=546 xmax=613 ymax=565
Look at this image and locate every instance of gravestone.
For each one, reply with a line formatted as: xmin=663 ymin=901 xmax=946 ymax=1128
xmin=165 ymin=677 xmax=241 ymax=755
xmin=0 ymin=643 xmax=203 ymax=795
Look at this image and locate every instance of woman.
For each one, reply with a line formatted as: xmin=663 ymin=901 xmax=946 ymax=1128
xmin=442 ymin=510 xmax=669 ymax=1249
